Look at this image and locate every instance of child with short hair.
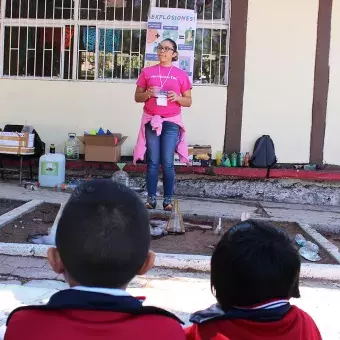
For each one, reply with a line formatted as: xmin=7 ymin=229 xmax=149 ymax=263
xmin=5 ymin=179 xmax=185 ymax=340
xmin=185 ymin=220 xmax=321 ymax=340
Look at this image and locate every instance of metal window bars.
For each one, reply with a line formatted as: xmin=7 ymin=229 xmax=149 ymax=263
xmin=0 ymin=0 xmax=229 ymax=84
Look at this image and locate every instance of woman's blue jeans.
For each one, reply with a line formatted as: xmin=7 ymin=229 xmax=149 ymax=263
xmin=145 ymin=121 xmax=179 ymax=198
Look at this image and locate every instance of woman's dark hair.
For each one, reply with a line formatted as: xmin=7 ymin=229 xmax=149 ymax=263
xmin=161 ymin=38 xmax=178 ymax=62
xmin=211 ymin=220 xmax=301 ymax=311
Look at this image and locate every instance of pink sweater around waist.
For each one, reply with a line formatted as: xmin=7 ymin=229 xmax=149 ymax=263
xmin=133 ymin=113 xmax=189 ymax=165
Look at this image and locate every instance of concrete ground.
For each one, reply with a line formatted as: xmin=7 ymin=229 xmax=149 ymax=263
xmin=0 ymin=182 xmax=340 ymax=339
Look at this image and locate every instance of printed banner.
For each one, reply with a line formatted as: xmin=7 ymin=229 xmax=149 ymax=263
xmin=145 ymin=7 xmax=197 ymax=82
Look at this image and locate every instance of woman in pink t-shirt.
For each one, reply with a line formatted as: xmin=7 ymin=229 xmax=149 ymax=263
xmin=135 ymin=39 xmax=192 ymax=210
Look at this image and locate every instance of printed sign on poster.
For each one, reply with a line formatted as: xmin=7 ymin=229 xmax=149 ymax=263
xmin=145 ymin=7 xmax=197 ymax=82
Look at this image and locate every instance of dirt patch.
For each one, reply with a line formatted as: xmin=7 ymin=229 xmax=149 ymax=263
xmin=320 ymin=232 xmax=340 ymax=251
xmin=0 ymin=199 xmax=26 ymax=216
xmin=0 ymin=203 xmax=60 ymax=243
xmin=150 ymin=216 xmax=337 ymax=264
xmin=0 ymin=206 xmax=335 ymax=264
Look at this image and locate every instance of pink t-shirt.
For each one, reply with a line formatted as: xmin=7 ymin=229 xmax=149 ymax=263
xmin=136 ymin=65 xmax=192 ymax=118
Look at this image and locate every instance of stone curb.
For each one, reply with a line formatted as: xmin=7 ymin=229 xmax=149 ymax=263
xmin=0 ymin=245 xmax=340 ymax=281
xmin=0 ymin=200 xmax=44 ymax=229
xmin=31 ymin=204 xmax=65 ymax=246
xmin=297 ymin=222 xmax=340 ymax=263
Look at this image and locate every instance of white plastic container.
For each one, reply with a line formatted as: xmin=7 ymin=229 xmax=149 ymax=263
xmin=39 ymin=153 xmax=66 ymax=187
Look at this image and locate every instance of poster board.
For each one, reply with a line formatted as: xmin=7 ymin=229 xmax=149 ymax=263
xmin=145 ymin=7 xmax=197 ymax=82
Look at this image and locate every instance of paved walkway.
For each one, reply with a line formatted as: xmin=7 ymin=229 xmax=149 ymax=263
xmin=1 ymin=182 xmax=340 ymax=231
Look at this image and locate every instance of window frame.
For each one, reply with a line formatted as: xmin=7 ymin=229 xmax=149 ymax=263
xmin=0 ymin=0 xmax=230 ymax=85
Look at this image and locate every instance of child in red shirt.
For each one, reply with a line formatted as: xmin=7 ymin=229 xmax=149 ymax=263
xmin=185 ymin=220 xmax=322 ymax=340
xmin=5 ymin=180 xmax=185 ymax=340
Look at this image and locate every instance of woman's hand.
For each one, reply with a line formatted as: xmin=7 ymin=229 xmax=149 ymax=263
xmin=168 ymin=91 xmax=179 ymax=102
xmin=135 ymin=86 xmax=151 ymax=102
xmin=147 ymin=87 xmax=158 ymax=98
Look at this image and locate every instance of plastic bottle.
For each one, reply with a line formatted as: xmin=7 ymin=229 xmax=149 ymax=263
xmin=65 ymin=133 xmax=80 ymax=160
xmin=222 ymin=156 xmax=231 ymax=167
xmin=295 ymin=234 xmax=321 ymax=262
xmin=295 ymin=234 xmax=306 ymax=246
xmin=303 ymin=241 xmax=319 ymax=253
xmin=299 ymin=246 xmax=321 ymax=262
xmin=244 ymin=152 xmax=250 ymax=167
xmin=216 ymin=151 xmax=222 ymax=166
xmin=50 ymin=144 xmax=55 ymax=154
xmin=238 ymin=152 xmax=244 ymax=167
xmin=231 ymin=152 xmax=237 ymax=167
xmin=112 ymin=163 xmax=129 ymax=187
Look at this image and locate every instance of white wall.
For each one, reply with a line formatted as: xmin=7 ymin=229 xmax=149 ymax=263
xmin=0 ymin=79 xmax=227 ymax=157
xmin=241 ymin=0 xmax=318 ymax=163
xmin=324 ymin=0 xmax=340 ymax=165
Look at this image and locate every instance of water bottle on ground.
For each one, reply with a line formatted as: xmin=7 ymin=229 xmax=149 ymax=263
xmin=299 ymin=246 xmax=321 ymax=262
xmin=295 ymin=234 xmax=321 ymax=262
xmin=295 ymin=234 xmax=306 ymax=246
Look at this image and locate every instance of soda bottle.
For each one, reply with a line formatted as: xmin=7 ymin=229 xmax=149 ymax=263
xmin=231 ymin=152 xmax=237 ymax=167
xmin=216 ymin=151 xmax=222 ymax=166
xmin=238 ymin=152 xmax=244 ymax=167
xmin=244 ymin=152 xmax=250 ymax=167
xmin=50 ymin=144 xmax=55 ymax=154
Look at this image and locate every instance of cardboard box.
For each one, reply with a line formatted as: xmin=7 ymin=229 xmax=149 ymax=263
xmin=0 ymin=132 xmax=34 ymax=148
xmin=78 ymin=134 xmax=127 ymax=163
xmin=191 ymin=145 xmax=212 ymax=167
xmin=0 ymin=146 xmax=35 ymax=155
xmin=174 ymin=145 xmax=212 ymax=166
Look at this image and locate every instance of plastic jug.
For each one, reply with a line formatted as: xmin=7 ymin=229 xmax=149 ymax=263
xmin=39 ymin=153 xmax=66 ymax=187
xmin=65 ymin=133 xmax=80 ymax=160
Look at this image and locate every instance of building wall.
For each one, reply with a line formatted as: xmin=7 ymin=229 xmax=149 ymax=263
xmin=240 ymin=0 xmax=319 ymax=163
xmin=324 ymin=0 xmax=340 ymax=165
xmin=0 ymin=79 xmax=227 ymax=156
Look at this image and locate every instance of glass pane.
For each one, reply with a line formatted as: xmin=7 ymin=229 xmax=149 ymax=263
xmin=78 ymin=51 xmax=96 ymax=80
xmin=132 ymin=29 xmax=146 ymax=53
xmin=78 ymin=26 xmax=96 ymax=80
xmin=130 ymin=53 xmax=143 ymax=78
xmin=64 ymin=26 xmax=74 ymax=80
xmin=18 ymin=28 xmax=28 ymax=76
xmin=28 ymin=27 xmax=36 ymax=49
xmin=98 ymin=53 xmax=113 ymax=79
xmin=193 ymin=28 xmax=228 ymax=85
xmin=27 ymin=50 xmax=35 ymax=76
xmin=79 ymin=0 xmax=150 ymax=21
xmin=122 ymin=30 xmax=131 ymax=54
xmin=156 ymin=0 xmax=225 ymax=20
xmin=11 ymin=27 xmax=19 ymax=49
xmin=5 ymin=0 xmax=74 ymax=19
xmin=10 ymin=50 xmax=19 ymax=76
xmin=4 ymin=26 xmax=63 ymax=78
xmin=219 ymin=55 xmax=228 ymax=85
xmin=97 ymin=29 xmax=146 ymax=80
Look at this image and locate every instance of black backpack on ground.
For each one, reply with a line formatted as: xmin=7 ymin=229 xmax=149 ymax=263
xmin=250 ymin=135 xmax=277 ymax=178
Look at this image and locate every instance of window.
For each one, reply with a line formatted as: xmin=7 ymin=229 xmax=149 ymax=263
xmin=0 ymin=0 xmax=230 ymax=85
xmin=156 ymin=0 xmax=229 ymax=85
